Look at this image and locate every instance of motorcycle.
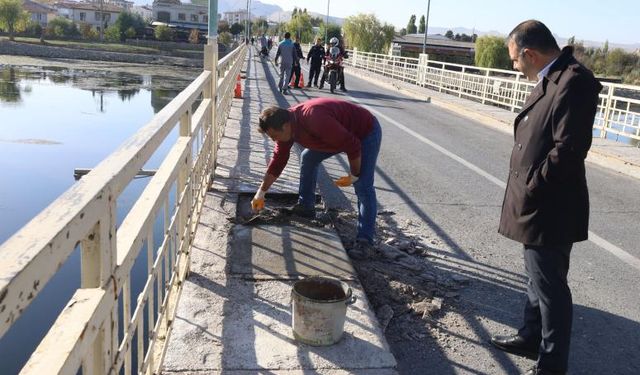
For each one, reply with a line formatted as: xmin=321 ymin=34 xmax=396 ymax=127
xmin=324 ymin=46 xmax=343 ymax=94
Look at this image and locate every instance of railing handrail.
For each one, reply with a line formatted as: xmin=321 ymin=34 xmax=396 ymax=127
xmin=345 ymin=48 xmax=640 ymax=143
xmin=0 ymin=43 xmax=248 ymax=375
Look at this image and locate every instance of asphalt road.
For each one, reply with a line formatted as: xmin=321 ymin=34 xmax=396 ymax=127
xmin=258 ymin=49 xmax=640 ymax=374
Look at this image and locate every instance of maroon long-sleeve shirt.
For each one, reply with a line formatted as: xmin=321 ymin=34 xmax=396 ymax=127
xmin=266 ymin=98 xmax=374 ymax=177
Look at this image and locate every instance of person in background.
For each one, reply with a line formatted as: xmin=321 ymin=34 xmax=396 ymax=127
xmin=251 ymin=98 xmax=382 ymax=259
xmin=306 ymin=38 xmax=325 ymax=88
xmin=490 ymin=20 xmax=602 ymax=375
xmin=291 ymin=35 xmax=305 ymax=88
xmin=274 ymin=32 xmax=296 ymax=95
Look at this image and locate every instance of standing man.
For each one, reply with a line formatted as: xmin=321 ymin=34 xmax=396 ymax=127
xmin=306 ymin=37 xmax=325 ymax=88
xmin=491 ymin=20 xmax=602 ymax=375
xmin=275 ymin=32 xmax=296 ymax=95
xmin=251 ymin=98 xmax=382 ymax=258
xmin=291 ymin=35 xmax=305 ymax=88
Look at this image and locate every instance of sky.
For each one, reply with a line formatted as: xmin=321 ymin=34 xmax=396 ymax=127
xmin=258 ymin=0 xmax=639 ymax=45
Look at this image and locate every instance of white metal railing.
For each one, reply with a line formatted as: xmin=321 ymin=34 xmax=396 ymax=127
xmin=346 ymin=48 xmax=640 ymax=144
xmin=0 ymin=43 xmax=247 ymax=374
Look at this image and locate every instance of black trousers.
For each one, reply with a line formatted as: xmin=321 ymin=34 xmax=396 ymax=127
xmin=291 ymin=64 xmax=301 ymax=87
xmin=519 ymin=243 xmax=573 ymax=373
xmin=308 ymin=63 xmax=322 ymax=85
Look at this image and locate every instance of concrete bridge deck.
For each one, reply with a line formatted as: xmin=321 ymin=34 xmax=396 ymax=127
xmin=163 ymin=48 xmax=640 ymax=374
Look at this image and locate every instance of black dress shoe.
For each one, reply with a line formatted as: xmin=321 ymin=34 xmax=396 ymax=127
xmin=490 ymin=334 xmax=539 ymax=359
xmin=523 ymin=365 xmax=566 ymax=375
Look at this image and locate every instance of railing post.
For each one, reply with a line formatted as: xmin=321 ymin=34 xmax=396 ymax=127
xmin=459 ymin=66 xmax=466 ymax=98
xmin=352 ymin=48 xmax=358 ymax=68
xmin=511 ymin=74 xmax=521 ymax=112
xmin=205 ymin=37 xmax=219 ymax=171
xmin=481 ymin=70 xmax=489 ymax=104
xmin=601 ymin=83 xmax=614 ymax=138
xmin=80 ymin=197 xmax=117 ymax=375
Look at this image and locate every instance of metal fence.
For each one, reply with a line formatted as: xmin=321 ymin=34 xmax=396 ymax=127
xmin=346 ymin=49 xmax=640 ymax=144
xmin=0 ymin=43 xmax=247 ymax=375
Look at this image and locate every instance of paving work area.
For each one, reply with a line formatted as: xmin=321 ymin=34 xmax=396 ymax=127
xmin=161 ymin=51 xmax=397 ymax=374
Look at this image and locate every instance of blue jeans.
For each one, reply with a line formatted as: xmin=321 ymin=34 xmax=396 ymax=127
xmin=298 ymin=117 xmax=382 ymax=243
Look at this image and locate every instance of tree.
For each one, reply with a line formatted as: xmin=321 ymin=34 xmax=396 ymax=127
xmin=113 ymin=12 xmax=145 ymax=41
xmin=406 ymin=14 xmax=417 ymax=34
xmin=154 ymin=24 xmax=173 ymax=41
xmin=218 ymin=31 xmax=232 ymax=46
xmin=104 ymin=25 xmax=120 ymax=42
xmin=218 ymin=20 xmax=229 ymax=34
xmin=418 ymin=15 xmax=425 ymax=34
xmin=285 ymin=10 xmax=313 ymax=42
xmin=230 ymin=22 xmax=244 ymax=36
xmin=343 ymin=13 xmax=396 ymax=54
xmin=399 ymin=28 xmax=407 ymax=36
xmin=317 ymin=23 xmax=341 ymax=43
xmin=567 ymin=36 xmax=575 ymax=46
xmin=188 ymin=28 xmax=199 ymax=44
xmin=0 ymin=0 xmax=29 ymax=41
xmin=445 ymin=30 xmax=453 ymax=39
xmin=474 ymin=35 xmax=511 ymax=69
xmin=46 ymin=17 xmax=79 ymax=38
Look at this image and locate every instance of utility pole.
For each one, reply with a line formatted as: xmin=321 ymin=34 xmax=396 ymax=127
xmin=422 ymin=0 xmax=431 ymax=54
xmin=325 ymin=0 xmax=330 ymax=44
xmin=99 ymin=0 xmax=104 ymax=41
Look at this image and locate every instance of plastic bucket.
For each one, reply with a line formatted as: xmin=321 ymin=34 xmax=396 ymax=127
xmin=291 ymin=276 xmax=357 ymax=346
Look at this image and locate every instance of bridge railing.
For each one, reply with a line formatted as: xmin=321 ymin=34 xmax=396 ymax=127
xmin=347 ymin=48 xmax=640 ymax=144
xmin=0 ymin=43 xmax=247 ymax=375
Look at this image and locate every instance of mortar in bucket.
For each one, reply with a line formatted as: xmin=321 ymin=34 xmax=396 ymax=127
xmin=291 ymin=276 xmax=357 ymax=346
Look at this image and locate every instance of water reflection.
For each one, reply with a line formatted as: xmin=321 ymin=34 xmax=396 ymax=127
xmin=0 ymin=67 xmax=21 ymax=102
xmin=0 ymin=63 xmax=196 ymax=375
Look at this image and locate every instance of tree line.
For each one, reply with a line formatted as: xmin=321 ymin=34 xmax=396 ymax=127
xmin=474 ymin=35 xmax=640 ymax=85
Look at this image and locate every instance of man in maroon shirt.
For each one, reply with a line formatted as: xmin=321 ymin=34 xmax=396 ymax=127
xmin=251 ymin=98 xmax=382 ymax=257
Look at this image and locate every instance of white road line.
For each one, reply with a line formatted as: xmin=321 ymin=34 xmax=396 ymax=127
xmin=346 ymin=94 xmax=640 ymax=273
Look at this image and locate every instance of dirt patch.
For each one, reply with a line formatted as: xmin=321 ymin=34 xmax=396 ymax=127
xmin=328 ymin=208 xmax=473 ymax=368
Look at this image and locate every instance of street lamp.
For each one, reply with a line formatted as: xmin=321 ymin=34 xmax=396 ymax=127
xmin=422 ymin=0 xmax=431 ymax=54
xmin=325 ymin=0 xmax=330 ymax=44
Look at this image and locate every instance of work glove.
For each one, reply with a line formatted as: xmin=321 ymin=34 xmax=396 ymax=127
xmin=251 ymin=190 xmax=266 ymax=212
xmin=334 ymin=174 xmax=359 ymax=187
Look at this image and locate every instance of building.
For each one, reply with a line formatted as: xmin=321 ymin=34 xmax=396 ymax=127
xmin=152 ymin=0 xmax=209 ymax=30
xmin=132 ymin=5 xmax=153 ymax=22
xmin=392 ymin=33 xmax=475 ymax=61
xmin=22 ymin=0 xmax=57 ymax=27
xmin=55 ymin=1 xmax=124 ymax=31
xmin=222 ymin=9 xmax=247 ymax=25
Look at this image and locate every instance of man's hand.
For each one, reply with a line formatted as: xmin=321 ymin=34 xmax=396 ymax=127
xmin=334 ymin=174 xmax=359 ymax=187
xmin=251 ymin=190 xmax=266 ymax=212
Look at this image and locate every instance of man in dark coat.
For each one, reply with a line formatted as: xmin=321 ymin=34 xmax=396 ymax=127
xmin=306 ymin=37 xmax=325 ymax=87
xmin=291 ymin=36 xmax=305 ymax=88
xmin=490 ymin=20 xmax=602 ymax=375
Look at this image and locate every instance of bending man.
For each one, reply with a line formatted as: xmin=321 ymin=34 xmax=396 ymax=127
xmin=252 ymin=98 xmax=382 ymax=258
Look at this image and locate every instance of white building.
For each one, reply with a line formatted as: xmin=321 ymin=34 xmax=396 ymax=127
xmin=222 ymin=9 xmax=247 ymax=25
xmin=55 ymin=1 xmax=124 ymax=30
xmin=22 ymin=0 xmax=57 ymax=27
xmin=152 ymin=0 xmax=209 ymax=30
xmin=132 ymin=5 xmax=153 ymax=22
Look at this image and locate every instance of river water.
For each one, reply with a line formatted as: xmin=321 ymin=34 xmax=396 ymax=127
xmin=0 ymin=62 xmax=199 ymax=374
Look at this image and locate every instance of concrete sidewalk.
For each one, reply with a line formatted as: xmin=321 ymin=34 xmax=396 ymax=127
xmin=161 ymin=50 xmax=397 ymax=374
xmin=346 ymin=65 xmax=640 ymax=181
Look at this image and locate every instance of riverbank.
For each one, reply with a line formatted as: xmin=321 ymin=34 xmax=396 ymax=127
xmin=0 ymin=39 xmax=205 ymax=68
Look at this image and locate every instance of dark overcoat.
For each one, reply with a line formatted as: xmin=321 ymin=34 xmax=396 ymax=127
xmin=498 ymin=46 xmax=603 ymax=245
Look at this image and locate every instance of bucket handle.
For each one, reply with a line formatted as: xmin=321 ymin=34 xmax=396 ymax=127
xmin=345 ymin=288 xmax=357 ymax=305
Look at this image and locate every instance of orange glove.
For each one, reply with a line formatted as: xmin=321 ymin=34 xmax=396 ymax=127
xmin=334 ymin=174 xmax=359 ymax=187
xmin=251 ymin=190 xmax=266 ymax=212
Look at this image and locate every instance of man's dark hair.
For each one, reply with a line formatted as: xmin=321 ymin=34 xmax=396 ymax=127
xmin=259 ymin=106 xmax=290 ymax=132
xmin=508 ymin=20 xmax=560 ymax=53
xmin=284 ymin=32 xmax=291 ymax=39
